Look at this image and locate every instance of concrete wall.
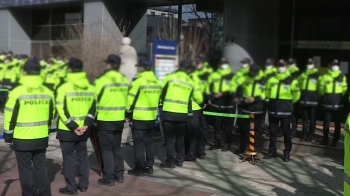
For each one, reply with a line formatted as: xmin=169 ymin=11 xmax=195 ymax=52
xmin=0 ymin=9 xmax=31 ymax=54
xmin=83 ymin=1 xmax=123 ymax=40
xmin=223 ymin=0 xmax=280 ymax=65
xmin=127 ymin=6 xmax=147 ymax=58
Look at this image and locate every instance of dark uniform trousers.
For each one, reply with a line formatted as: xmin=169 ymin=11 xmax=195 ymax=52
xmin=0 ymin=90 xmax=8 ymax=111
xmin=197 ymin=115 xmax=208 ymax=156
xmin=60 ymin=140 xmax=89 ymax=191
xmin=323 ymin=109 xmax=343 ymax=143
xmin=97 ymin=130 xmax=124 ymax=179
xmin=162 ymin=120 xmax=186 ymax=164
xmin=185 ymin=117 xmax=199 ymax=159
xmin=268 ymin=115 xmax=292 ymax=153
xmin=131 ymin=128 xmax=155 ymax=170
xmin=291 ymin=104 xmax=298 ymax=136
xmin=15 ymin=149 xmax=50 ymax=196
xmin=238 ymin=114 xmax=262 ymax=152
xmin=301 ymin=107 xmax=316 ymax=138
xmin=214 ymin=117 xmax=233 ymax=145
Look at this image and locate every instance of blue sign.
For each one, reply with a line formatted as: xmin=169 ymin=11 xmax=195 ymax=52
xmin=152 ymin=39 xmax=178 ymax=81
xmin=153 ymin=39 xmax=177 ymax=56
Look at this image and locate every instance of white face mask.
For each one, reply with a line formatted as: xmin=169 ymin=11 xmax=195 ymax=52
xmin=221 ymin=64 xmax=229 ymax=70
xmin=331 ymin=65 xmax=339 ymax=72
xmin=266 ymin=65 xmax=273 ymax=69
xmin=57 ymin=60 xmax=62 ymax=64
xmin=18 ymin=60 xmax=22 ymax=63
xmin=307 ymin=64 xmax=314 ymax=70
xmin=242 ymin=63 xmax=249 ymax=68
xmin=197 ymin=63 xmax=204 ymax=69
xmin=289 ymin=64 xmax=295 ymax=68
xmin=278 ymin=67 xmax=287 ymax=73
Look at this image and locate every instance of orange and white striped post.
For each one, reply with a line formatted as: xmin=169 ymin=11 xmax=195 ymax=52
xmin=240 ymin=114 xmax=264 ymax=165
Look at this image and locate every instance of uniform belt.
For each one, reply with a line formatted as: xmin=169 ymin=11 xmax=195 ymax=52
xmin=268 ymin=111 xmax=291 ymax=115
xmin=323 ymin=104 xmax=343 ymax=108
xmin=209 ymin=102 xmax=234 ymax=109
xmin=241 ymin=109 xmax=264 ymax=114
xmin=300 ymin=101 xmax=318 ymax=105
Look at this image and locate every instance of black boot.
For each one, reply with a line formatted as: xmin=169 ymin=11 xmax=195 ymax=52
xmin=160 ymin=161 xmax=175 ymax=168
xmin=331 ymin=140 xmax=338 ymax=147
xmin=221 ymin=143 xmax=230 ymax=152
xmin=306 ymin=134 xmax=313 ymax=142
xmin=283 ymin=152 xmax=290 ymax=162
xmin=263 ymin=152 xmax=276 ymax=159
xmin=320 ymin=138 xmax=328 ymax=145
xmin=128 ymin=169 xmax=145 ymax=177
xmin=98 ymin=179 xmax=115 ymax=186
xmin=234 ymin=149 xmax=245 ymax=155
xmin=300 ymin=133 xmax=307 ymax=142
xmin=209 ymin=141 xmax=221 ymax=150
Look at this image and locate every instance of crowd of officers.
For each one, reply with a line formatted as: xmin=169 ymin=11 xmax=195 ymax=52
xmin=0 ymin=49 xmax=348 ymax=195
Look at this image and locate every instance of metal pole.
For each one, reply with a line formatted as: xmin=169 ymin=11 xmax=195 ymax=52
xmin=290 ymin=0 xmax=296 ymax=57
xmin=178 ymin=0 xmax=183 ymax=42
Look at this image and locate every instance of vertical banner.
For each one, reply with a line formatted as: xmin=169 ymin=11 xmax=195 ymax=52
xmin=152 ymin=39 xmax=178 ymax=82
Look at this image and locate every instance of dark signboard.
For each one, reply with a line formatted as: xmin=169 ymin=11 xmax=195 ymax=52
xmin=0 ymin=0 xmax=82 ymax=7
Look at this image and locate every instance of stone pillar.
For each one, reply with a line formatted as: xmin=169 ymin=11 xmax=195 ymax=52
xmin=0 ymin=9 xmax=31 ymax=54
xmin=83 ymin=1 xmax=123 ymax=40
xmin=223 ymin=0 xmax=279 ymax=65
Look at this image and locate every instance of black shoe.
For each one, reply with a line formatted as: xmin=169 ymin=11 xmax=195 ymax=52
xmin=283 ymin=152 xmax=290 ymax=162
xmin=98 ymin=179 xmax=115 ymax=186
xmin=145 ymin=167 xmax=154 ymax=174
xmin=59 ymin=187 xmax=77 ymax=195
xmin=320 ymin=140 xmax=328 ymax=145
xmin=184 ymin=155 xmax=197 ymax=162
xmin=209 ymin=143 xmax=221 ymax=150
xmin=197 ymin=155 xmax=206 ymax=159
xmin=300 ymin=134 xmax=307 ymax=142
xmin=221 ymin=143 xmax=230 ymax=152
xmin=234 ymin=149 xmax=245 ymax=155
xmin=160 ymin=161 xmax=175 ymax=168
xmin=263 ymin=152 xmax=276 ymax=159
xmin=77 ymin=186 xmax=88 ymax=192
xmin=331 ymin=141 xmax=338 ymax=147
xmin=128 ymin=169 xmax=145 ymax=177
xmin=175 ymin=162 xmax=183 ymax=167
xmin=306 ymin=135 xmax=313 ymax=142
xmin=114 ymin=176 xmax=124 ymax=183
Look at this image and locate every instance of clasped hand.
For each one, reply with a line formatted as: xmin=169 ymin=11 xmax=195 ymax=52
xmin=74 ymin=126 xmax=88 ymax=136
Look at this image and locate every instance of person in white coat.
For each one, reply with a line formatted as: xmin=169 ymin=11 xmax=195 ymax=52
xmin=119 ymin=37 xmax=138 ymax=82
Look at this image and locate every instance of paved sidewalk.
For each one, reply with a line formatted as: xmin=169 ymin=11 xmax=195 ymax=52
xmin=0 ymin=132 xmax=344 ymax=196
xmin=0 ymin=147 xmax=211 ymax=196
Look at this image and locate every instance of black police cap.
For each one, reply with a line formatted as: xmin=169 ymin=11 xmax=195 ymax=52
xmin=250 ymin=64 xmax=260 ymax=73
xmin=68 ymin=57 xmax=83 ymax=71
xmin=23 ymin=60 xmax=41 ymax=74
xmin=136 ymin=59 xmax=152 ymax=69
xmin=103 ymin=54 xmax=121 ymax=65
xmin=179 ymin=59 xmax=193 ymax=69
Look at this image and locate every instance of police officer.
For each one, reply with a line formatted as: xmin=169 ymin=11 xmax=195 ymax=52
xmin=56 ymin=57 xmax=95 ymax=195
xmin=3 ymin=60 xmax=54 ymax=196
xmin=287 ymin=58 xmax=300 ymax=137
xmin=260 ymin=58 xmax=277 ymax=135
xmin=94 ymin=54 xmax=129 ymax=185
xmin=185 ymin=62 xmax=204 ymax=161
xmin=298 ymin=58 xmax=319 ymax=142
xmin=160 ymin=60 xmax=203 ymax=168
xmin=264 ymin=60 xmax=300 ymax=162
xmin=126 ymin=59 xmax=161 ymax=176
xmin=207 ymin=58 xmax=234 ymax=151
xmin=0 ymin=55 xmax=19 ymax=112
xmin=232 ymin=64 xmax=266 ymax=154
xmin=42 ymin=59 xmax=60 ymax=92
xmin=319 ymin=59 xmax=347 ymax=147
xmin=195 ymin=56 xmax=211 ymax=159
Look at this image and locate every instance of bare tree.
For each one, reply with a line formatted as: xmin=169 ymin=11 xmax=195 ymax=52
xmin=152 ymin=7 xmax=205 ymax=61
xmin=184 ymin=4 xmax=223 ymax=53
xmin=55 ymin=18 xmax=130 ymax=81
